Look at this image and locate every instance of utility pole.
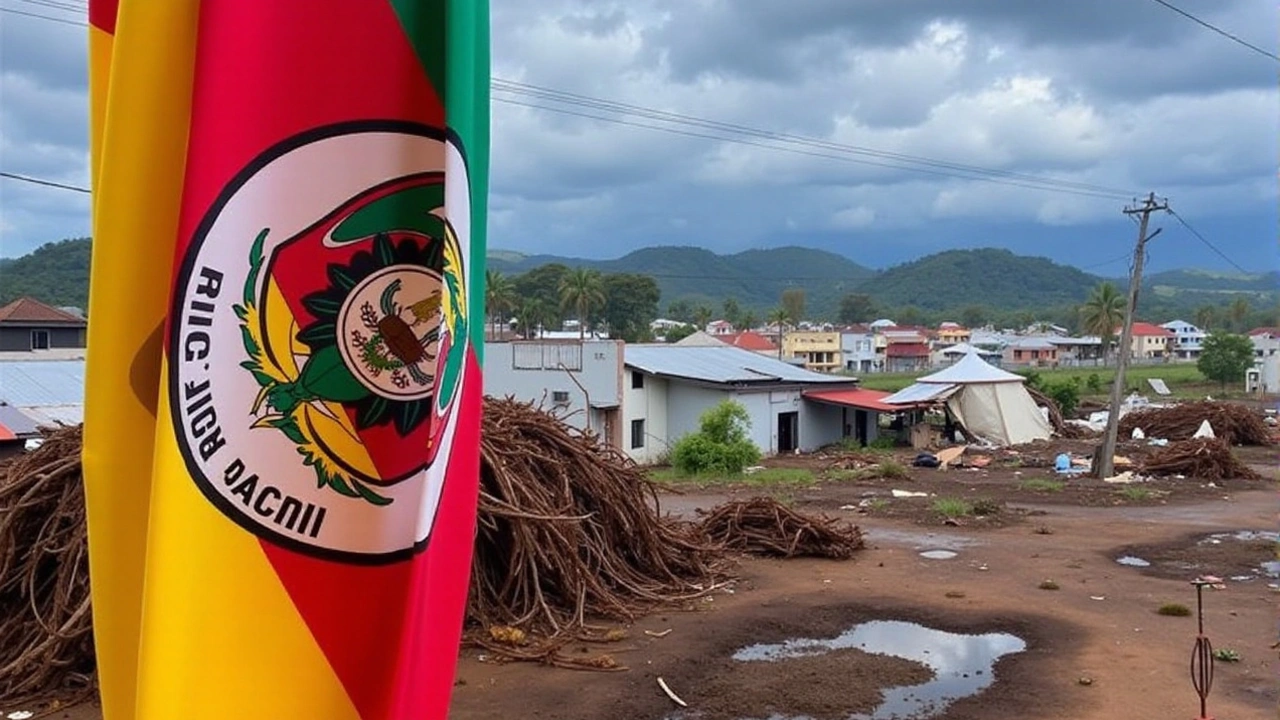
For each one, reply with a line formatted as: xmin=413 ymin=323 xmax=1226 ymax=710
xmin=1094 ymin=192 xmax=1168 ymax=478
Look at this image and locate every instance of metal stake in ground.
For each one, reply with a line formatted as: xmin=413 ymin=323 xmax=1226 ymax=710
xmin=1093 ymin=192 xmax=1168 ymax=479
xmin=1188 ymin=577 xmax=1216 ymax=720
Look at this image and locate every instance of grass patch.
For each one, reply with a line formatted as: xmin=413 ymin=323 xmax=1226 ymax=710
xmin=932 ymin=497 xmax=973 ymax=518
xmin=1019 ymin=478 xmax=1065 ymax=493
xmin=1118 ymin=486 xmax=1154 ymax=502
xmin=1157 ymin=603 xmax=1192 ymax=617
xmin=1038 ymin=580 xmax=1061 ymax=590
xmin=865 ymin=498 xmax=891 ymax=511
xmin=649 ymin=467 xmax=816 ymax=488
xmin=971 ymin=498 xmax=1002 ymax=516
xmin=1213 ymin=648 xmax=1241 ymax=662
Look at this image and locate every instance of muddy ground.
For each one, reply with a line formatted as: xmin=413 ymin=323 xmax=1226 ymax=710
xmin=20 ymin=442 xmax=1280 ymax=720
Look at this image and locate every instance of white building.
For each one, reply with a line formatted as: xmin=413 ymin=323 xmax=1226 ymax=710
xmin=1161 ymin=320 xmax=1206 ymax=360
xmin=483 ymin=340 xmax=624 ymax=446
xmin=621 ymin=345 xmax=854 ymax=464
xmin=1247 ymin=331 xmax=1280 ymax=395
xmin=840 ymin=331 xmax=878 ymax=373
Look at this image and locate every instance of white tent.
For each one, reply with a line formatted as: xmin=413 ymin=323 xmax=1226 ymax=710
xmin=883 ymin=350 xmax=1053 ymax=446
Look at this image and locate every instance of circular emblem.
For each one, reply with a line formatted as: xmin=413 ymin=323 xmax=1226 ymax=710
xmin=168 ymin=122 xmax=472 ymax=562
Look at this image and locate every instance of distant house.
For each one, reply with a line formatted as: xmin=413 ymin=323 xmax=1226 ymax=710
xmin=1161 ymin=320 xmax=1205 ymax=360
xmin=782 ymin=330 xmax=842 ymax=373
xmin=705 ymin=320 xmax=735 ymax=336
xmin=482 ymin=340 xmax=624 ymax=446
xmin=0 ymin=297 xmax=87 ymax=352
xmin=884 ymin=341 xmax=930 ymax=373
xmin=1046 ymin=336 xmax=1105 ymax=365
xmin=719 ymin=331 xmax=778 ymax=356
xmin=1127 ymin=322 xmax=1174 ymax=359
xmin=840 ymin=329 xmax=879 ymax=373
xmin=1003 ymin=337 xmax=1059 ymax=367
xmin=622 ymin=345 xmax=854 ymax=463
xmin=935 ymin=323 xmax=971 ymax=347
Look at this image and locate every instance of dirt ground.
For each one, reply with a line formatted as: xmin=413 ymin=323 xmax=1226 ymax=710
xmin=20 ymin=444 xmax=1280 ymax=720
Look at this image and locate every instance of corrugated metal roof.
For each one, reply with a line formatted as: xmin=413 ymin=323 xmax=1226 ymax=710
xmin=0 ymin=404 xmax=42 ymax=436
xmin=22 ymin=405 xmax=85 ymax=426
xmin=882 ymin=383 xmax=959 ymax=405
xmin=625 ymin=345 xmax=851 ymax=385
xmin=804 ymin=388 xmax=904 ymax=412
xmin=0 ymin=359 xmax=87 ymax=407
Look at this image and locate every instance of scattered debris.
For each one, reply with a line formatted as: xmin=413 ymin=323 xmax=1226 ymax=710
xmin=1141 ymin=439 xmax=1264 ymax=481
xmin=657 ymin=676 xmax=687 ymax=707
xmin=1120 ymin=402 xmax=1273 ymax=446
xmin=697 ymin=497 xmax=865 ymax=560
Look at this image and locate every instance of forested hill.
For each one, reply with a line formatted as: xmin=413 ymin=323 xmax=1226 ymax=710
xmin=488 ymin=245 xmax=875 ymax=312
xmin=853 ymin=249 xmax=1099 ymax=312
xmin=3 ymin=237 xmax=1275 ymax=324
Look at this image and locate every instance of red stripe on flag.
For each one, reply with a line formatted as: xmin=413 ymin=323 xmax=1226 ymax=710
xmin=88 ymin=0 xmax=118 ymax=33
xmin=172 ymin=1 xmax=456 ymax=717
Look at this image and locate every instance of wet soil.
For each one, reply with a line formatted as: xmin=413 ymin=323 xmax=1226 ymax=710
xmin=1113 ymin=530 xmax=1279 ymax=582
xmin=694 ymin=646 xmax=934 ymax=720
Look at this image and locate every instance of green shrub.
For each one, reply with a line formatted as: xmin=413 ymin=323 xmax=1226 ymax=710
xmin=1086 ymin=373 xmax=1103 ymax=394
xmin=670 ymin=400 xmax=761 ymax=475
xmin=868 ymin=436 xmax=897 ymax=450
xmin=1042 ymin=380 xmax=1080 ymax=416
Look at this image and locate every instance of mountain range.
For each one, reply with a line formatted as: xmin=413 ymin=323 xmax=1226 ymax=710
xmin=3 ymin=238 xmax=1276 ymax=324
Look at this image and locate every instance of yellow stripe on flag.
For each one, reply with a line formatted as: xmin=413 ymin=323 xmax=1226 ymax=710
xmin=134 ymin=377 xmax=359 ymax=720
xmin=82 ymin=2 xmax=199 ymax=718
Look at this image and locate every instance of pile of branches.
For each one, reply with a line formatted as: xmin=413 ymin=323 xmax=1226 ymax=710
xmin=697 ymin=497 xmax=864 ymax=560
xmin=1120 ymin=402 xmax=1272 ymax=446
xmin=1141 ymin=438 xmax=1263 ymax=481
xmin=0 ymin=425 xmax=95 ymax=708
xmin=1026 ymin=386 xmax=1094 ymax=439
xmin=469 ymin=397 xmax=725 ymax=666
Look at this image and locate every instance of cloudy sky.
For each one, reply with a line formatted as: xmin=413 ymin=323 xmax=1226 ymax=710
xmin=1 ymin=0 xmax=1276 ymax=275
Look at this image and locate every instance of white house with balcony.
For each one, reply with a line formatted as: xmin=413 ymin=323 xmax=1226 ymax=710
xmin=840 ymin=330 xmax=879 ymax=373
xmin=1161 ymin=320 xmax=1206 ymax=360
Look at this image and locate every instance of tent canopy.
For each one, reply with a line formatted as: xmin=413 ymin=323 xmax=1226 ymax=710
xmin=918 ymin=350 xmax=1025 ymax=384
xmin=884 ymin=350 xmax=1051 ymax=446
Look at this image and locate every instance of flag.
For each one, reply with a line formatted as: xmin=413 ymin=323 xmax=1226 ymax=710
xmin=84 ymin=2 xmax=200 ymax=718
xmin=85 ymin=1 xmax=489 ymax=718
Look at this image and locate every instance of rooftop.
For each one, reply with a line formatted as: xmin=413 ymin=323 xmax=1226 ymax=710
xmin=625 ymin=345 xmax=853 ymax=386
xmin=0 ymin=359 xmax=87 ymax=407
xmin=719 ymin=331 xmax=777 ymax=352
xmin=0 ymin=297 xmax=88 ymax=326
xmin=1130 ymin=322 xmax=1175 ymax=338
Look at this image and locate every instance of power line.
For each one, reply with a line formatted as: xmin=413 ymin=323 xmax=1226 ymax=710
xmin=12 ymin=0 xmax=87 ymax=14
xmin=494 ymin=97 xmax=1132 ymax=201
xmin=0 ymin=5 xmax=85 ymax=25
xmin=1147 ymin=0 xmax=1279 ymax=62
xmin=493 ymin=79 xmax=1139 ymax=199
xmin=1165 ymin=208 xmax=1251 ymax=274
xmin=0 ymin=171 xmax=91 ymax=193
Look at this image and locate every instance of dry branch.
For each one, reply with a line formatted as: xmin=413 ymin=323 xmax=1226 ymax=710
xmin=697 ymin=497 xmax=864 ymax=559
xmin=1141 ymin=438 xmax=1263 ymax=481
xmin=1120 ymin=402 xmax=1272 ymax=446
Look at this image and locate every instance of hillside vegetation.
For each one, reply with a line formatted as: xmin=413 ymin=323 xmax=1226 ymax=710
xmin=3 ymin=237 xmax=1276 ymax=329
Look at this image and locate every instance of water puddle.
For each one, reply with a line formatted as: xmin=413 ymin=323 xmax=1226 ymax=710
xmin=1115 ymin=556 xmax=1150 ymax=567
xmin=864 ymin=529 xmax=979 ymax=551
xmin=919 ymin=550 xmax=957 ymax=560
xmin=725 ymin=620 xmax=1026 ymax=720
xmin=1200 ymin=530 xmax=1280 ymax=544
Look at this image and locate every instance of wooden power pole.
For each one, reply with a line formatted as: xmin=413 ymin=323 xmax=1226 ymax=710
xmin=1094 ymin=192 xmax=1168 ymax=479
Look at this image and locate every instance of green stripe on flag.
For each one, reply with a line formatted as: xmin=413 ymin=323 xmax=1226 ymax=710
xmin=388 ymin=0 xmax=447 ymax=96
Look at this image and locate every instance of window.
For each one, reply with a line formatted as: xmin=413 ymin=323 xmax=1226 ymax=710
xmin=551 ymin=390 xmax=570 ymax=404
xmin=630 ymin=419 xmax=645 ymax=449
xmin=631 ymin=371 xmax=645 ymax=389
xmin=30 ymin=330 xmax=50 ymax=350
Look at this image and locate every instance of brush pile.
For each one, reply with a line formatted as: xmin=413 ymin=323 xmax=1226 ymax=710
xmin=0 ymin=425 xmax=95 ymax=708
xmin=697 ymin=497 xmax=864 ymax=559
xmin=1141 ymin=438 xmax=1263 ymax=481
xmin=470 ymin=397 xmax=724 ymax=659
xmin=1119 ymin=401 xmax=1272 ymax=446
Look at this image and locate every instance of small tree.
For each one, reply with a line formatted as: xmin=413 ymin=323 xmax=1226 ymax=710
xmin=671 ymin=400 xmax=761 ymax=475
xmin=1197 ymin=333 xmax=1255 ymax=392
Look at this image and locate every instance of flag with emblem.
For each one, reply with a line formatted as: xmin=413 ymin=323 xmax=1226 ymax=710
xmin=85 ymin=1 xmax=489 ymax=718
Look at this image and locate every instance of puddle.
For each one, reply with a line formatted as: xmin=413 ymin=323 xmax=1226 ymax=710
xmin=1201 ymin=530 xmax=1280 ymax=544
xmin=1262 ymin=561 xmax=1280 ymax=578
xmin=1115 ymin=556 xmax=1151 ymax=567
xmin=728 ymin=620 xmax=1026 ymax=720
xmin=919 ymin=550 xmax=957 ymax=560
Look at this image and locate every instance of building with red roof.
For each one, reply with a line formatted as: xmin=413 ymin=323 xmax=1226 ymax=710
xmin=0 ymin=297 xmax=87 ymax=352
xmin=1126 ymin=321 xmax=1174 ymax=359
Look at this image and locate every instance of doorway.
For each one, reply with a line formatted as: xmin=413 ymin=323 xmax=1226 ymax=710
xmin=777 ymin=411 xmax=798 ymax=454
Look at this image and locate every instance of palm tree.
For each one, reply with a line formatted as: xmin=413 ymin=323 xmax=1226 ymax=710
xmin=767 ymin=307 xmax=790 ymax=358
xmin=485 ymin=270 xmax=516 ymax=340
xmin=517 ymin=298 xmax=548 ymax=339
xmin=1194 ymin=305 xmax=1217 ymax=333
xmin=558 ymin=267 xmax=606 ymax=340
xmin=1229 ymin=297 xmax=1250 ymax=332
xmin=1080 ymin=282 xmax=1126 ymax=365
